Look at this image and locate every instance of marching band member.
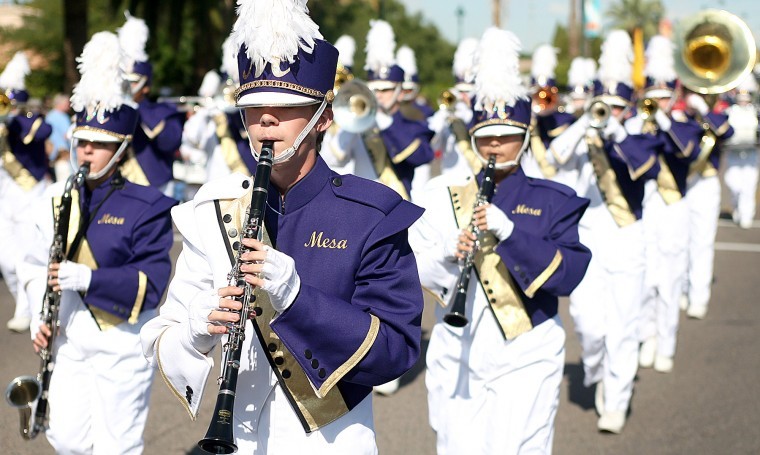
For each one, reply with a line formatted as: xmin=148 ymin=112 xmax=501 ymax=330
xmin=523 ymin=44 xmax=575 ymax=180
xmin=140 ymin=1 xmax=424 ymax=452
xmin=626 ymin=35 xmax=688 ymax=373
xmin=364 ymin=19 xmax=434 ymax=201
xmin=21 ymin=31 xmax=176 ymax=453
xmin=0 ymin=51 xmax=53 ymax=332
xmin=723 ymin=73 xmax=759 ymax=229
xmin=565 ymin=56 xmax=596 ymax=117
xmin=410 ymin=27 xmax=590 ymax=454
xmin=176 ymin=70 xmax=222 ymax=201
xmin=549 ymin=29 xmax=661 ymax=433
xmin=427 ymin=37 xmax=480 ymax=180
xmin=118 ymin=12 xmax=185 ymax=196
xmin=672 ymin=88 xmax=734 ymax=319
xmin=321 ymin=34 xmax=365 ymax=175
xmin=397 ymin=45 xmax=434 ymax=193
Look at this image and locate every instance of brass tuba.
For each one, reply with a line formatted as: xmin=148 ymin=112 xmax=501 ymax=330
xmin=332 ymin=79 xmax=378 ymax=134
xmin=674 ymin=9 xmax=757 ymax=94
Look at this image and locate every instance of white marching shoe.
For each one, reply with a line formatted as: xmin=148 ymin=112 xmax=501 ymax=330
xmin=639 ymin=337 xmax=657 ymax=368
xmin=654 ymin=355 xmax=674 ymax=373
xmin=597 ymin=410 xmax=626 ymax=434
xmin=7 ymin=316 xmax=31 ymax=333
xmin=679 ymin=294 xmax=689 ymax=311
xmin=687 ymin=304 xmax=708 ymax=320
xmin=373 ymin=378 xmax=400 ymax=396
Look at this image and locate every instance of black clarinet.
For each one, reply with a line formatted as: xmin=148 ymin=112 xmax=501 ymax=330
xmin=443 ymin=155 xmax=497 ymax=327
xmin=198 ymin=141 xmax=274 ymax=454
xmin=5 ymin=162 xmax=89 ymax=440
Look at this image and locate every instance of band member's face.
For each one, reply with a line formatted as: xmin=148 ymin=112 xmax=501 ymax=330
xmin=474 ymin=134 xmax=524 ymax=164
xmin=76 ymin=140 xmax=118 ymax=175
xmin=373 ymin=87 xmax=397 ymax=110
xmin=244 ymin=104 xmax=331 ymax=159
xmin=655 ymin=97 xmax=671 ymax=111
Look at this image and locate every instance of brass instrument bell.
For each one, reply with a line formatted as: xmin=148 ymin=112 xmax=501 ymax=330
xmin=332 ymin=79 xmax=378 ymax=134
xmin=674 ymin=9 xmax=757 ymax=94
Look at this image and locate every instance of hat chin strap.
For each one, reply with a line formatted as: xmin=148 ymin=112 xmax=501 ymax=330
xmin=471 ymin=131 xmax=530 ymax=171
xmin=69 ymin=138 xmax=130 ymax=181
xmin=379 ymin=85 xmax=402 ymax=113
xmin=242 ymin=99 xmax=328 ymax=166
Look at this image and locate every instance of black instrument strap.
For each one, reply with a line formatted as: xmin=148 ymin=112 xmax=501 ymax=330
xmin=66 ymin=173 xmax=125 ymax=261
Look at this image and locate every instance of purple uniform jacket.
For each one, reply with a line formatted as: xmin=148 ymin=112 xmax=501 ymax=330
xmin=380 ymin=110 xmax=435 ymax=194
xmin=76 ymin=174 xmax=177 ymax=320
xmin=257 ymin=157 xmax=424 ymax=398
xmin=667 ymin=111 xmax=734 ymax=172
xmin=485 ymin=168 xmax=591 ymax=326
xmin=7 ymin=113 xmax=52 ymax=181
xmin=600 ymin=133 xmax=662 ymax=220
xmin=227 ymin=111 xmax=256 ymax=175
xmin=536 ymin=111 xmax=576 ymax=148
xmin=133 ymin=99 xmax=185 ymax=187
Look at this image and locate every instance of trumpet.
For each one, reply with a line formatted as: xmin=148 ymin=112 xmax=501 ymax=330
xmin=444 ymin=155 xmax=497 ymax=327
xmin=5 ymin=162 xmax=90 ymax=440
xmin=587 ymin=99 xmax=611 ymax=130
xmin=439 ymin=89 xmax=457 ymax=112
xmin=532 ymin=86 xmax=559 ymax=114
xmin=198 ymin=141 xmax=274 ymax=454
xmin=0 ymin=91 xmax=11 ymax=120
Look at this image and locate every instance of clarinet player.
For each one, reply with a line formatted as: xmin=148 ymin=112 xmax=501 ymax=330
xmin=16 ymin=31 xmax=176 ymax=453
xmin=409 ymin=27 xmax=591 ymax=454
xmin=140 ymin=1 xmax=424 ymax=453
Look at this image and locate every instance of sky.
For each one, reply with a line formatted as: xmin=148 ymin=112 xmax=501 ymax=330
xmin=398 ymin=0 xmax=760 ymax=53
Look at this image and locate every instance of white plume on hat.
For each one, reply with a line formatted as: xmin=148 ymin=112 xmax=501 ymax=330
xmin=364 ymin=19 xmax=396 ymax=73
xmin=736 ymin=72 xmax=759 ymax=93
xmin=0 ymin=51 xmax=30 ymax=91
xmin=334 ymin=35 xmax=356 ymax=68
xmin=584 ymin=58 xmax=597 ymax=82
xmin=231 ymin=0 xmax=321 ymax=77
xmin=645 ymin=35 xmax=676 ymax=84
xmin=70 ymin=32 xmax=131 ymax=121
xmin=118 ymin=11 xmax=149 ymax=73
xmin=598 ymin=29 xmax=633 ymax=88
xmin=453 ymin=37 xmax=478 ymax=82
xmin=531 ymin=44 xmax=558 ymax=83
xmin=396 ymin=45 xmax=418 ymax=78
xmin=198 ymin=70 xmax=222 ymax=98
xmin=568 ymin=57 xmax=589 ymax=88
xmin=221 ymin=35 xmax=240 ymax=84
xmin=473 ymin=27 xmax=528 ymax=110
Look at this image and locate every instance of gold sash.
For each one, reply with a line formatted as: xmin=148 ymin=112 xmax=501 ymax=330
xmin=1 ymin=149 xmax=38 ymax=191
xmin=529 ymin=118 xmax=558 ymax=179
xmin=53 ymin=190 xmax=144 ymax=330
xmin=214 ymin=113 xmax=249 ymax=175
xmin=585 ymin=132 xmax=637 ymax=227
xmin=120 ymin=149 xmax=151 ymax=186
xmin=216 ymin=194 xmax=353 ymax=432
xmin=448 ymin=180 xmax=532 ymax=340
xmin=361 ymin=128 xmax=410 ymax=200
xmin=656 ymin=156 xmax=682 ymax=205
xmin=449 ymin=118 xmax=483 ymax=175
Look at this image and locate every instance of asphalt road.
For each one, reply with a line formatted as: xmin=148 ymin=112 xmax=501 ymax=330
xmin=1 ymin=206 xmax=758 ymax=455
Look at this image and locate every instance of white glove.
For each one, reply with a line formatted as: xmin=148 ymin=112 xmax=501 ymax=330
xmin=57 ymin=260 xmax=92 ymax=292
xmin=686 ymin=93 xmax=709 ymax=116
xmin=654 ymin=109 xmax=672 ymax=132
xmin=485 ymin=205 xmax=514 ymax=242
xmin=260 ymin=246 xmax=301 ymax=313
xmin=188 ymin=290 xmax=223 ymax=354
xmin=375 ymin=111 xmax=393 ymax=131
xmin=602 ymin=116 xmax=628 ymax=143
xmin=427 ymin=108 xmax=450 ymax=134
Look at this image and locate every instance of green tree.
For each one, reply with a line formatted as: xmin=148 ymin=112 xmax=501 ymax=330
xmin=606 ymin=0 xmax=665 ymax=40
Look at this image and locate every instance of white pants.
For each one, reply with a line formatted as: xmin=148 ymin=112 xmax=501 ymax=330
xmin=569 ymin=220 xmax=644 ymax=413
xmin=426 ymin=316 xmax=565 ymax=455
xmin=724 ymin=150 xmax=758 ymax=227
xmin=46 ymin=311 xmax=155 ymax=455
xmin=684 ymin=174 xmax=721 ymax=309
xmin=0 ymin=170 xmax=47 ymax=316
xmin=639 ymin=194 xmax=689 ymax=357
